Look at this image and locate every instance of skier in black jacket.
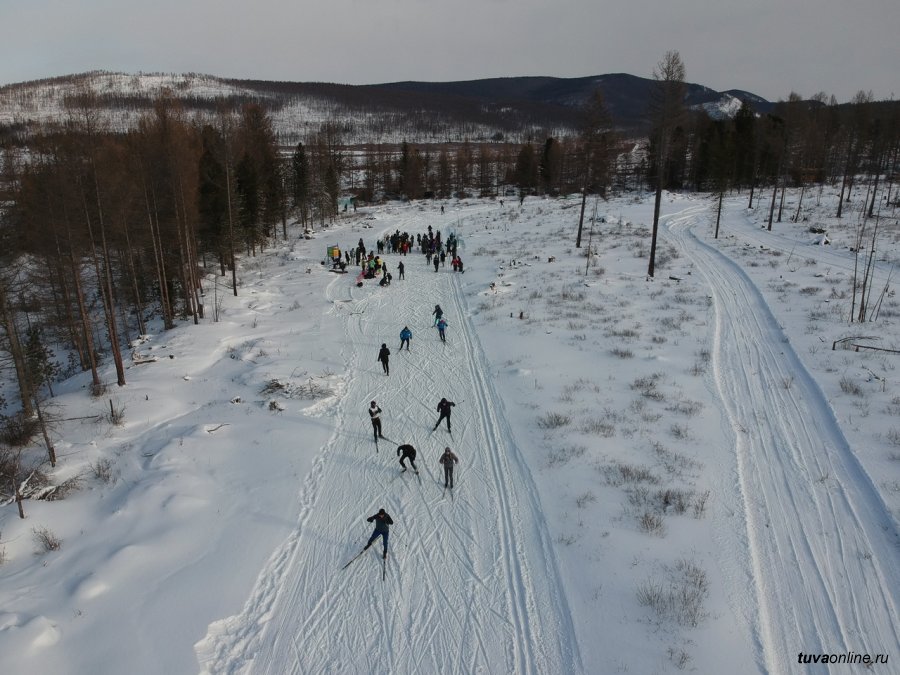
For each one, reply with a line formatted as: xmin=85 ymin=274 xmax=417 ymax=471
xmin=397 ymin=444 xmax=418 ymax=473
xmin=377 ymin=343 xmax=390 ymax=375
xmin=433 ymin=397 xmax=456 ymax=432
xmin=369 ymin=401 xmax=384 ymax=441
xmin=363 ymin=509 xmax=393 ymax=559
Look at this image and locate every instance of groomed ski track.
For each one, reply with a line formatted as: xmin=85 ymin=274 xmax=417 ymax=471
xmin=196 ymin=209 xmax=582 ymax=674
xmin=664 ymin=203 xmax=900 ymax=674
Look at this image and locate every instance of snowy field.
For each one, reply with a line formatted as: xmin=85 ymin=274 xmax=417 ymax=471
xmin=1 ymin=188 xmax=899 ymax=673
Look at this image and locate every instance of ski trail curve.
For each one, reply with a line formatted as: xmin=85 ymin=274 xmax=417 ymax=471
xmin=663 ymin=205 xmax=900 ymax=674
xmin=196 ymin=213 xmax=581 ymax=674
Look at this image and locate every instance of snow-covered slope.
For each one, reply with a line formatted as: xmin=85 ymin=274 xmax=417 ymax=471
xmin=1 ymin=188 xmax=898 ymax=673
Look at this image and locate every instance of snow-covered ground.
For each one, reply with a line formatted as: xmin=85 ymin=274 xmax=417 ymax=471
xmin=1 ymin=187 xmax=898 ymax=673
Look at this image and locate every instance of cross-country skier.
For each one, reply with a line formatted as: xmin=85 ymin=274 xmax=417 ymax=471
xmin=397 ymin=444 xmax=418 ymax=473
xmin=432 ymin=304 xmax=443 ymax=326
xmin=399 ymin=326 xmax=412 ymax=351
xmin=439 ymin=447 xmax=459 ymax=488
xmin=433 ymin=397 xmax=456 ymax=432
xmin=363 ymin=509 xmax=393 ymax=559
xmin=377 ymin=343 xmax=390 ymax=375
xmin=369 ymin=401 xmax=384 ymax=441
xmin=436 ymin=317 xmax=448 ymax=342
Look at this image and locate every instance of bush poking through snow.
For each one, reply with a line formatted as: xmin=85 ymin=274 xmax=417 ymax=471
xmin=33 ymin=527 xmax=61 ymax=553
xmin=576 ymin=492 xmax=597 ymax=508
xmin=668 ymin=647 xmax=691 ymax=670
xmin=839 ymin=376 xmax=864 ymax=397
xmin=91 ymin=459 xmax=115 ymax=484
xmin=638 ymin=511 xmax=666 ymax=536
xmin=636 ymin=559 xmax=710 ymax=627
xmin=0 ymin=412 xmax=40 ymax=447
xmin=603 ymin=462 xmax=659 ymax=486
xmin=107 ymin=401 xmax=126 ymax=426
xmin=537 ymin=412 xmax=571 ymax=429
xmin=547 ymin=444 xmax=587 ymax=467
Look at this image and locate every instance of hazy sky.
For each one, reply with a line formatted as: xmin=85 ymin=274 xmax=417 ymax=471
xmin=2 ymin=0 xmax=897 ymax=102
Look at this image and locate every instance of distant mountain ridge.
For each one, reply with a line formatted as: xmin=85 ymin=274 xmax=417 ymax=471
xmin=0 ymin=71 xmax=773 ymax=144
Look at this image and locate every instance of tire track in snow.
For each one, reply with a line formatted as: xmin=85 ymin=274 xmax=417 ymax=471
xmin=196 ymin=208 xmax=581 ymax=674
xmin=663 ymin=205 xmax=900 ymax=674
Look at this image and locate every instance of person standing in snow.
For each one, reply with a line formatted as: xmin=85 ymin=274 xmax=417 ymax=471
xmin=439 ymin=447 xmax=459 ymax=488
xmin=436 ymin=317 xmax=448 ymax=342
xmin=433 ymin=397 xmax=456 ymax=432
xmin=432 ymin=304 xmax=443 ymax=326
xmin=397 ymin=260 xmax=405 ymax=280
xmin=377 ymin=343 xmax=391 ymax=375
xmin=399 ymin=326 xmax=412 ymax=351
xmin=369 ymin=401 xmax=384 ymax=441
xmin=397 ymin=444 xmax=418 ymax=473
xmin=363 ymin=509 xmax=393 ymax=559
xmin=433 ymin=255 xmax=439 ymax=272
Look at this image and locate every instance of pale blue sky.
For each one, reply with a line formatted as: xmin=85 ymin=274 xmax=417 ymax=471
xmin=1 ymin=0 xmax=897 ymax=102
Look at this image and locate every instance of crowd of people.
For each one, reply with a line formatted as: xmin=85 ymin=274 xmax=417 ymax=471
xmin=348 ymin=207 xmax=467 ymax=564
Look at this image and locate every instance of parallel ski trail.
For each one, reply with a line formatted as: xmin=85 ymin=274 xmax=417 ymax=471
xmin=664 ymin=205 xmax=900 ymax=674
xmin=196 ymin=206 xmax=581 ymax=674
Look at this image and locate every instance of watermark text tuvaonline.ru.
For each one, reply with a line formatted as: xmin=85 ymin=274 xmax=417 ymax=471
xmin=798 ymin=651 xmax=888 ymax=666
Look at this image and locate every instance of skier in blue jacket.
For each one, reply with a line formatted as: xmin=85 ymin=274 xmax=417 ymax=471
xmin=436 ymin=317 xmax=448 ymax=342
xmin=399 ymin=326 xmax=412 ymax=351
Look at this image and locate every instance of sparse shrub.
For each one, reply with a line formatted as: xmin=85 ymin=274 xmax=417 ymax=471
xmin=887 ymin=396 xmax=900 ymax=416
xmin=107 ymin=400 xmax=126 ymax=426
xmin=582 ymin=419 xmax=616 ymax=437
xmin=839 ymin=376 xmax=864 ymax=397
xmin=33 ymin=526 xmax=61 ymax=553
xmin=666 ymin=399 xmax=703 ymax=416
xmin=611 ymin=347 xmax=633 ymax=359
xmin=91 ymin=458 xmax=114 ymax=484
xmin=547 ymin=444 xmax=587 ymax=467
xmin=689 ymin=360 xmax=707 ymax=376
xmin=638 ymin=511 xmax=666 ymax=536
xmin=668 ymin=647 xmax=691 ymax=670
xmin=670 ymin=423 xmax=690 ymax=440
xmin=537 ymin=412 xmax=571 ymax=429
xmin=576 ymin=492 xmax=597 ymax=508
xmin=0 ymin=413 xmax=40 ymax=447
xmin=799 ymin=286 xmax=821 ymax=296
xmin=636 ymin=559 xmax=709 ymax=627
xmin=692 ymin=490 xmax=711 ymax=518
xmin=603 ymin=462 xmax=659 ymax=486
xmin=608 ymin=327 xmax=641 ymax=339
xmin=655 ymin=488 xmax=692 ymax=515
xmin=887 ymin=428 xmax=900 ymax=448
xmin=631 ymin=373 xmax=665 ymax=401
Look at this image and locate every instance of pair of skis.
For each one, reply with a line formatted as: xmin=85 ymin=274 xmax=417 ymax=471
xmin=401 ymin=467 xmax=422 ymax=485
xmin=341 ymin=548 xmax=387 ymax=581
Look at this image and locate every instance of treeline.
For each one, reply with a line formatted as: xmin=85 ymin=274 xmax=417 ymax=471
xmin=0 ymin=95 xmax=305 ymax=440
xmin=1 ymin=85 xmax=898 ymax=439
